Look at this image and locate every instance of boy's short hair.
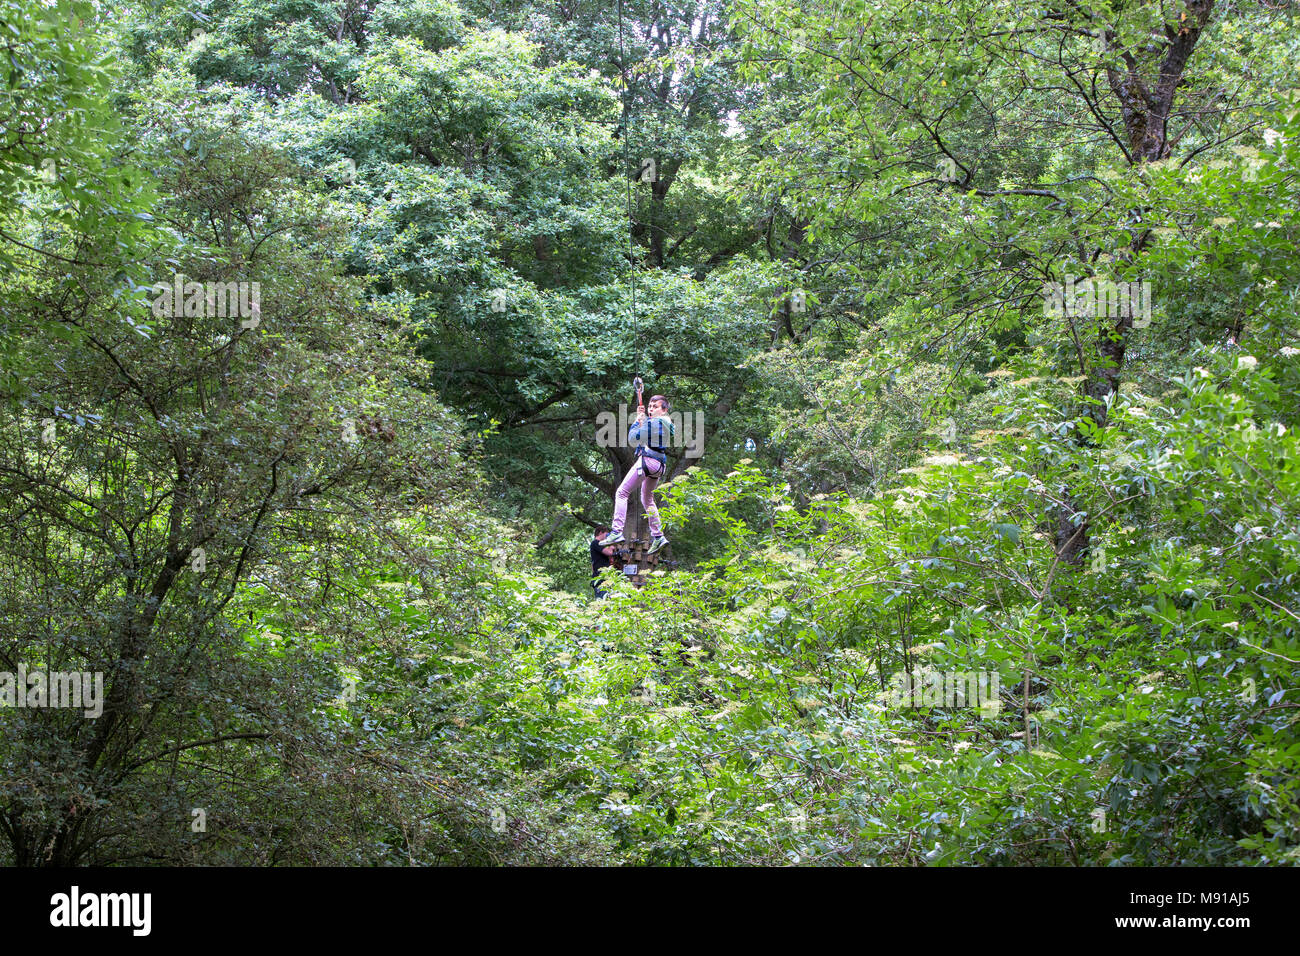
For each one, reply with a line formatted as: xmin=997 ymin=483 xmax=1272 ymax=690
xmin=649 ymin=394 xmax=671 ymax=413
xmin=595 ymin=526 xmax=610 ymax=536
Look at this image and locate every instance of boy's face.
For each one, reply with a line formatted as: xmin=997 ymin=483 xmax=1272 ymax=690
xmin=647 ymin=399 xmax=667 ymax=416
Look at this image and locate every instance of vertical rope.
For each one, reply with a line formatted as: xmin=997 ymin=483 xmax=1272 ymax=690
xmin=618 ymin=0 xmax=639 ymax=381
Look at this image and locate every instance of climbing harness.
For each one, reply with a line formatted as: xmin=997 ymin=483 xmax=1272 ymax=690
xmin=635 ymin=446 xmax=668 ymax=478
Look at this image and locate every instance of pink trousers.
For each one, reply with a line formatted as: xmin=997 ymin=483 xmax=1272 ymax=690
xmin=612 ymin=455 xmax=664 ymax=537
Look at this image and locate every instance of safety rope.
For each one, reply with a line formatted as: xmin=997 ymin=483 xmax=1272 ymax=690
xmin=617 ymin=0 xmax=639 ymax=383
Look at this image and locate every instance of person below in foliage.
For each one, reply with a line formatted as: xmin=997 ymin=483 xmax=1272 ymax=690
xmin=591 ymin=526 xmax=618 ymax=599
xmin=602 ymin=394 xmax=674 ymax=555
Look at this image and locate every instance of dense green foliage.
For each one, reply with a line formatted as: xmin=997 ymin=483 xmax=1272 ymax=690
xmin=1 ymin=0 xmax=1296 ymax=865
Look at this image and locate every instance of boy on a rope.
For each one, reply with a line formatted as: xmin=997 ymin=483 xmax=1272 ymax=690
xmin=601 ymin=394 xmax=674 ymax=555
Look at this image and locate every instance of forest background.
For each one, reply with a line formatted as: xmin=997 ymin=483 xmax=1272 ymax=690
xmin=1 ymin=0 xmax=1298 ymax=866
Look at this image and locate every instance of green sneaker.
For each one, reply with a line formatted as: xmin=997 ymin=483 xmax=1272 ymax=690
xmin=647 ymin=535 xmax=669 ymax=555
xmin=601 ymin=531 xmax=625 ymax=545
